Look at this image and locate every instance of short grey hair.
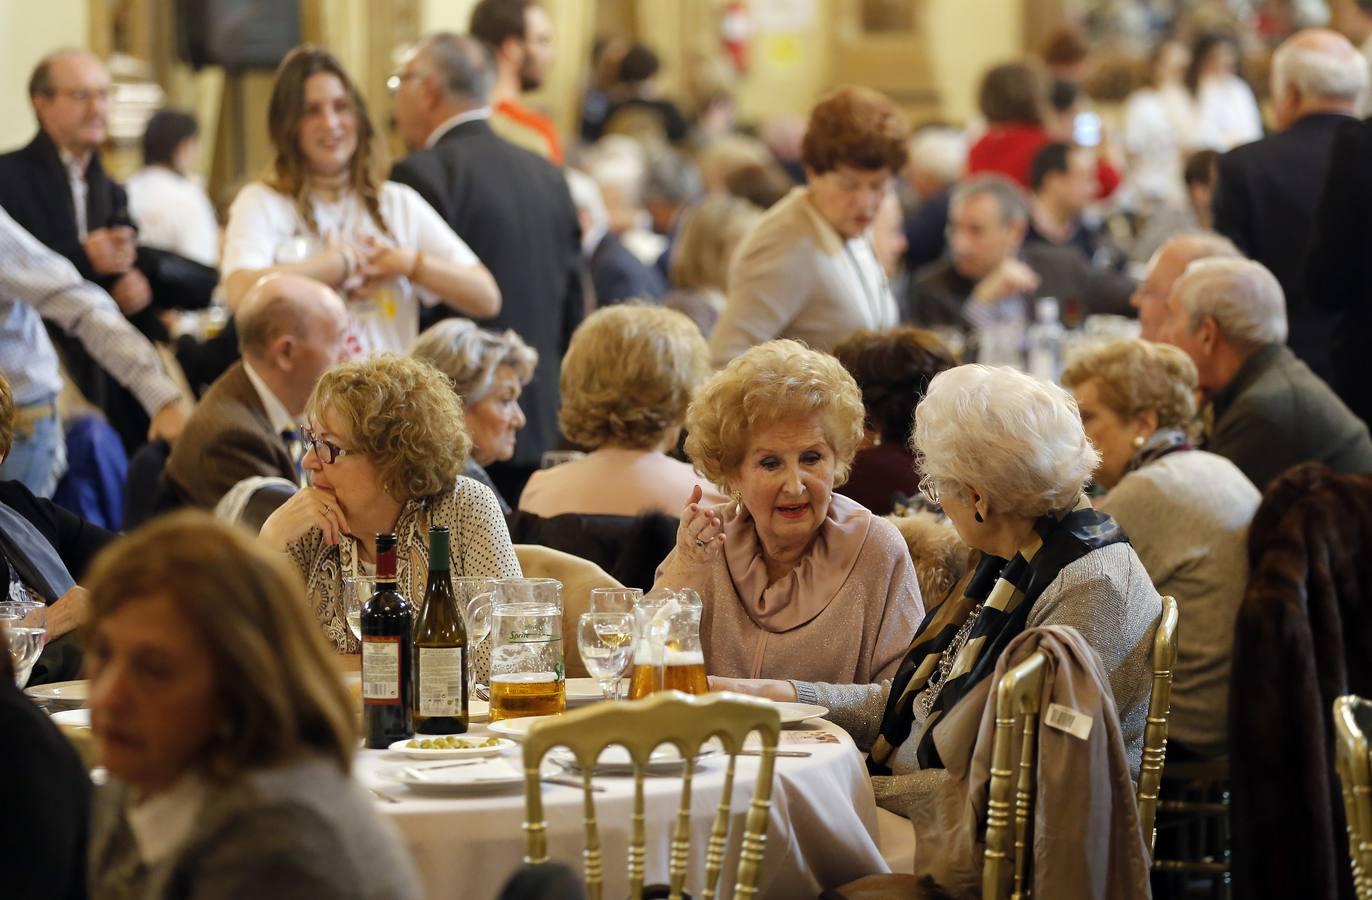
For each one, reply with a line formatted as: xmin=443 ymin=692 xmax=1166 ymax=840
xmin=418 ymin=32 xmax=495 ymax=105
xmin=913 ymin=365 xmax=1100 ymax=518
xmin=1173 ymin=257 xmax=1289 ymax=353
xmin=908 ymin=127 xmax=967 ymax=185
xmin=950 ymin=174 xmax=1027 ymax=226
xmin=410 ymin=318 xmax=537 ymax=405
xmin=1272 ymin=36 xmax=1367 ymax=103
xmin=1154 ymin=231 xmax=1242 ymax=271
xmin=566 ymin=168 xmax=608 ymax=234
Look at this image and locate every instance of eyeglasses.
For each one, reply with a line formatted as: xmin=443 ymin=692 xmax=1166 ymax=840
xmin=301 ymin=426 xmax=354 ymax=465
xmin=918 ymin=473 xmax=941 ymax=507
xmin=45 ymin=87 xmax=111 ymax=104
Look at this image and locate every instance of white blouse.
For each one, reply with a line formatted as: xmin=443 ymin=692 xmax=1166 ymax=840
xmin=1194 ymin=75 xmax=1264 ymax=152
xmin=222 ymin=181 xmax=478 ymax=357
xmin=126 ymin=167 xmax=220 ymax=267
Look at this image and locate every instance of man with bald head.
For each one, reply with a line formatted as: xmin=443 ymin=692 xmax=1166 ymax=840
xmin=166 ymin=275 xmax=348 ymax=509
xmin=1130 ymin=232 xmax=1242 ymax=341
xmin=1213 ymin=28 xmax=1367 ymax=383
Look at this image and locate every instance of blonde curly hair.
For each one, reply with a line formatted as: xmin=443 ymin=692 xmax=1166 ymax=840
xmin=1061 ymin=339 xmax=1200 ymax=437
xmin=559 ymin=305 xmax=710 ymax=451
xmin=306 ymin=354 xmax=471 ymax=501
xmin=685 ymin=340 xmax=865 ymax=491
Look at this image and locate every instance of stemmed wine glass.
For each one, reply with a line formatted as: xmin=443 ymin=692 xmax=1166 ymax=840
xmin=0 ymin=600 xmax=48 ymax=688
xmin=452 ymin=577 xmax=496 ymax=700
xmin=578 ymin=612 xmax=635 ymax=702
xmin=589 ymin=587 xmax=641 ymax=615
xmin=342 ymin=575 xmax=379 ymax=643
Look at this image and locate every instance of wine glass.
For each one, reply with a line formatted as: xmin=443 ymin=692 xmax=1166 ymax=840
xmin=578 ymin=612 xmax=635 ymax=702
xmin=341 ymin=575 xmax=380 ymax=643
xmin=589 ymin=587 xmax=641 ymax=615
xmin=0 ymin=600 xmax=48 ymax=688
xmin=452 ymin=577 xmax=497 ymax=699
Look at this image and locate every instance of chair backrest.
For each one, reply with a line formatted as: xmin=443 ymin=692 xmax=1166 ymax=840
xmin=506 ymin=510 xmax=679 ymax=592
xmin=514 ymin=544 xmax=626 ymax=680
xmin=983 ymin=650 xmax=1049 ymax=900
xmin=520 ymin=690 xmax=782 ymax=900
xmin=213 ymin=476 xmax=298 ymax=533
xmin=1137 ymin=595 xmax=1180 ymax=856
xmin=1333 ymin=695 xmax=1372 ymax=900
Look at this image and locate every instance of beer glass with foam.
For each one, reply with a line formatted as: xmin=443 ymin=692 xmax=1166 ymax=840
xmin=489 ymin=578 xmax=566 ymax=720
xmin=628 ymin=589 xmax=707 ymax=699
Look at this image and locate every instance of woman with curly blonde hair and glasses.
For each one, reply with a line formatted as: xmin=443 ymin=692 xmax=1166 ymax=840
xmin=260 ymin=355 xmax=520 ymax=655
xmin=654 ymin=339 xmax=924 ymax=686
xmin=221 ymin=46 xmax=499 ymax=356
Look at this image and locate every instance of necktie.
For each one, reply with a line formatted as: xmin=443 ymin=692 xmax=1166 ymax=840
xmin=281 ymin=429 xmax=305 ymax=485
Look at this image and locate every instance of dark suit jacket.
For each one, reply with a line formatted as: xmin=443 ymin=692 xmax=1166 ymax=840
xmin=589 ymin=231 xmax=667 ymax=305
xmin=1214 ymin=113 xmax=1355 ymax=384
xmin=165 ymin=362 xmax=297 ymax=509
xmin=390 ymin=118 xmax=584 ymax=467
xmin=0 ymin=131 xmax=149 ymax=451
xmin=1306 ymin=115 xmax=1372 ymax=426
xmin=907 ymin=242 xmax=1135 ymax=332
xmin=1208 ymin=344 xmax=1372 ymax=490
xmin=0 ymin=480 xmax=114 ymax=595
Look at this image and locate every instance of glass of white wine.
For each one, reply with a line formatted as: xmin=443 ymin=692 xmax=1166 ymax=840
xmin=578 ymin=612 xmax=635 ymax=702
xmin=342 ymin=575 xmax=380 ymax=644
xmin=0 ymin=600 xmax=47 ymax=688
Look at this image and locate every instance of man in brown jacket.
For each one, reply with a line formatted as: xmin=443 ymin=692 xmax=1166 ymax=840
xmin=166 ymin=274 xmax=347 ymax=508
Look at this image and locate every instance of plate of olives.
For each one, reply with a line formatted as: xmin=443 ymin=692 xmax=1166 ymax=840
xmin=387 ymin=734 xmax=513 ymax=759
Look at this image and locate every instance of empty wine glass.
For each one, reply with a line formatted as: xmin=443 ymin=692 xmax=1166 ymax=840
xmin=0 ymin=600 xmax=48 ymax=688
xmin=341 ymin=575 xmax=380 ymax=643
xmin=578 ymin=612 xmax=635 ymax=702
xmin=453 ymin=577 xmax=497 ymax=698
xmin=589 ymin=587 xmax=641 ymax=615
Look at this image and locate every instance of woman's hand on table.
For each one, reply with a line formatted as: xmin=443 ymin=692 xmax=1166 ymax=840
xmin=259 ymin=486 xmax=351 ymax=549
xmin=675 ymin=485 xmax=725 ymax=565
xmin=709 ymin=676 xmax=797 ymax=702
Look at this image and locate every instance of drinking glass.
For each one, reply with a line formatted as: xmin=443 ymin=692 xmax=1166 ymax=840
xmin=589 ymin=587 xmax=641 ymax=615
xmin=341 ymin=575 xmax=380 ymax=643
xmin=0 ymin=600 xmax=48 ymax=688
xmin=578 ymin=612 xmax=635 ymax=702
xmin=489 ymin=578 xmax=565 ymax=721
xmin=452 ymin=577 xmax=497 ymax=696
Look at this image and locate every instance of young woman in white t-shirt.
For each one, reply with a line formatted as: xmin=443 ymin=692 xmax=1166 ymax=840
xmin=221 ymin=47 xmax=499 ymax=357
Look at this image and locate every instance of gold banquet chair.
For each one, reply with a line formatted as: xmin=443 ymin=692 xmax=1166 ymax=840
xmin=1333 ymin=695 xmax=1372 ymax=899
xmin=1138 ymin=595 xmax=1180 ymax=856
xmin=520 ymin=690 xmax=782 ymax=900
xmin=982 ymin=649 xmax=1051 ymax=900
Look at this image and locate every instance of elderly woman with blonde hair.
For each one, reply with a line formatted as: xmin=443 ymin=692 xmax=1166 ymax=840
xmin=715 ymin=365 xmax=1161 ymax=815
xmin=654 ymin=339 xmax=925 ymax=686
xmin=86 ymin=511 xmax=420 ymax=898
xmin=1063 ymin=338 xmax=1259 ymax=758
xmin=411 ymin=319 xmax=538 ymax=512
xmin=518 ymin=305 xmax=726 ymax=518
xmin=260 ymin=354 xmax=521 ymax=654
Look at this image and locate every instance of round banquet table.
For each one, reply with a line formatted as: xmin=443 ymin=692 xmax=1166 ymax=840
xmin=353 ymin=716 xmax=889 ymax=900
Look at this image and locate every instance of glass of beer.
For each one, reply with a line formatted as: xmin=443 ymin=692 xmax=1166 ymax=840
xmin=628 ymin=589 xmax=707 ymax=700
xmin=489 ymin=578 xmax=565 ymax=721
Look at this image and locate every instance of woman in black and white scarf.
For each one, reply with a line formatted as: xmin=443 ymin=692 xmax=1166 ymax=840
xmin=712 ymin=364 xmax=1161 ymax=818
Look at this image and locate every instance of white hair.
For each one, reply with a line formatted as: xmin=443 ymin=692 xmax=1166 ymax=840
xmin=908 ymin=127 xmax=967 ymax=185
xmin=1272 ymin=38 xmax=1368 ymax=102
xmin=409 ymin=318 xmax=537 ymax=405
xmin=584 ymin=135 xmax=648 ymax=207
xmin=913 ymin=365 xmax=1099 ymax=518
xmin=1173 ymin=257 xmax=1289 ymax=352
xmin=565 ymin=168 xmax=609 ymax=235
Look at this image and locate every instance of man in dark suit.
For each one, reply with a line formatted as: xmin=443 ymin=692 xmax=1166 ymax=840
xmin=1160 ymin=257 xmax=1372 ymax=490
xmin=563 ymin=168 xmax=667 ymax=305
xmin=390 ymin=32 xmax=583 ymax=503
xmin=165 ymin=275 xmax=348 ymax=509
xmin=1213 ymin=29 xmax=1365 ymax=385
xmin=0 ymin=49 xmax=157 ymax=452
xmin=907 ymin=174 xmax=1133 ymax=335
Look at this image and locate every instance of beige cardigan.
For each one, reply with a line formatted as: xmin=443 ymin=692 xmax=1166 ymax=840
xmin=708 ymin=187 xmax=899 ymax=366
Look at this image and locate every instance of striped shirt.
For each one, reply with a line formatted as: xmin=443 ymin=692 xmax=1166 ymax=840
xmin=0 ymin=205 xmax=180 ymax=413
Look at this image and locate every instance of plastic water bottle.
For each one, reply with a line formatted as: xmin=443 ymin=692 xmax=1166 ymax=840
xmin=1027 ymin=297 xmax=1065 ymax=383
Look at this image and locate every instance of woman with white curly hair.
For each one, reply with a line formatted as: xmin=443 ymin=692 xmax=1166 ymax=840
xmin=714 ymin=364 xmax=1161 ymax=816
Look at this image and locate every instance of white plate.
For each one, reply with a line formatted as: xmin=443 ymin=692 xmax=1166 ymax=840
xmin=51 ymin=708 xmax=91 ymax=728
xmin=487 ymin=714 xmax=557 ymax=740
xmin=377 ymin=758 xmax=525 ymax=794
xmin=773 ymin=702 xmax=828 ymax=726
xmin=387 ymin=736 xmax=513 ymax=759
xmin=26 ymin=679 xmax=88 ymax=702
xmin=549 ymin=741 xmax=722 ymax=775
xmin=564 ymin=678 xmax=625 ymax=706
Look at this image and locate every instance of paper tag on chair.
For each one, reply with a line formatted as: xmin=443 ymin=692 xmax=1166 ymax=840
xmin=1045 ymin=703 xmax=1093 ymax=741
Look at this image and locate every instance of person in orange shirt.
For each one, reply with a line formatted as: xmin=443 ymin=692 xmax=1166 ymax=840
xmin=469 ymin=0 xmax=563 ymax=165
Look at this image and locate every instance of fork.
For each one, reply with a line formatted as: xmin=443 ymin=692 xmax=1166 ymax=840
xmin=474 ymin=683 xmax=491 ymax=701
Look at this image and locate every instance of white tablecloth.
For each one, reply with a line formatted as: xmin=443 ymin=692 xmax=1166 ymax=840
xmin=354 ymin=718 xmax=888 ymax=900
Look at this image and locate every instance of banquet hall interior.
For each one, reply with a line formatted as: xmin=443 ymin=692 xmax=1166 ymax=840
xmin=4 ymin=0 xmax=1372 ymax=898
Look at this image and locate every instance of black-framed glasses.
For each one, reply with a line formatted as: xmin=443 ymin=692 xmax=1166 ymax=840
xmin=301 ymin=426 xmax=354 ymax=465
xmin=918 ymin=473 xmax=941 ymax=507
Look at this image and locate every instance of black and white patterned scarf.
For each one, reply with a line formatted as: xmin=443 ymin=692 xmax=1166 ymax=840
xmin=868 ymin=494 xmax=1127 ymax=774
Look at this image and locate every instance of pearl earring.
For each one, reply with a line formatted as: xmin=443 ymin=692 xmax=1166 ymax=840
xmin=1132 ymin=435 xmax=1146 ymax=448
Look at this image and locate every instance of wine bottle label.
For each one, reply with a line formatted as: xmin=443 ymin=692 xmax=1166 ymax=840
xmin=418 ymin=646 xmax=465 ymax=717
xmin=362 ymin=636 xmax=401 ymax=704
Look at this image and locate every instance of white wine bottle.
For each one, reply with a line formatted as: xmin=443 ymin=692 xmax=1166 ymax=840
xmin=414 ymin=526 xmax=468 ymax=734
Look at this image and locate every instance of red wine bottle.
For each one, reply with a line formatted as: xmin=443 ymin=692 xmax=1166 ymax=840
xmin=362 ymin=532 xmax=413 ymax=748
xmin=414 ymin=526 xmax=468 ymax=734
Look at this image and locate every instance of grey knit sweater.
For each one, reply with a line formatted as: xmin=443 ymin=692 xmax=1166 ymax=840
xmin=797 ymin=542 xmax=1161 ymax=816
